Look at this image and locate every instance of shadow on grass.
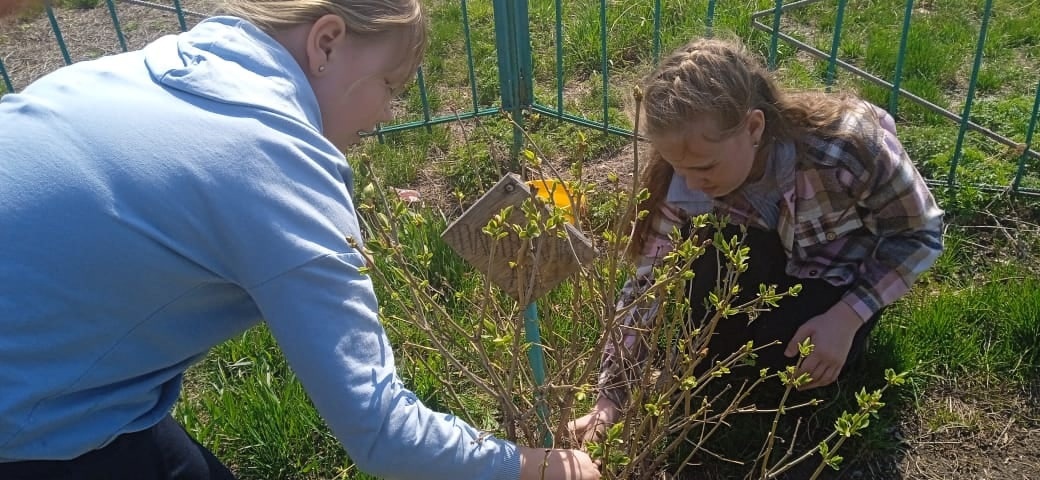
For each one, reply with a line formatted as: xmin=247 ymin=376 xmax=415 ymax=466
xmin=664 ymin=333 xmax=910 ymax=480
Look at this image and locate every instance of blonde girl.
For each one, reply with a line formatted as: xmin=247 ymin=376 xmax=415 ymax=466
xmin=572 ymin=37 xmax=942 ymax=440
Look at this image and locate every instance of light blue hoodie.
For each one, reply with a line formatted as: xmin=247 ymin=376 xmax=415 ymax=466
xmin=0 ymin=16 xmax=519 ymax=480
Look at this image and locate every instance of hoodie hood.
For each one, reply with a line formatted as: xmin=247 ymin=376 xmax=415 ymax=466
xmin=143 ymin=16 xmax=323 ymax=131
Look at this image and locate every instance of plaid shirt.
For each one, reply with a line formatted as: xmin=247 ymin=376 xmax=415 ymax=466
xmin=599 ymin=103 xmax=944 ymax=406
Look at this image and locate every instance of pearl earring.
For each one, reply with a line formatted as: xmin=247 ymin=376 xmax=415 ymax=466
xmin=318 ymin=65 xmax=326 ymax=73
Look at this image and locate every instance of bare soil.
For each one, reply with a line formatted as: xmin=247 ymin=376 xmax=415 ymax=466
xmin=3 ymin=3 xmax=1038 ymax=480
xmin=0 ymin=0 xmax=222 ymax=90
xmin=892 ymin=383 xmax=1040 ymax=480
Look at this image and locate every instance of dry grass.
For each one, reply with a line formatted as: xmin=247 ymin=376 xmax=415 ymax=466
xmin=899 ymin=382 xmax=1040 ymax=480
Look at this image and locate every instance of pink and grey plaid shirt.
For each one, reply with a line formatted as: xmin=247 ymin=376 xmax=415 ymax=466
xmin=599 ymin=103 xmax=944 ymax=406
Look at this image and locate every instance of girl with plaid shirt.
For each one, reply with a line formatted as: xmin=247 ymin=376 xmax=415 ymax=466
xmin=570 ymin=37 xmax=943 ymax=441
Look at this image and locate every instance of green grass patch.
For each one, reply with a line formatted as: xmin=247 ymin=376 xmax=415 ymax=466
xmin=175 ymin=327 xmax=351 ymax=480
xmin=881 ymin=264 xmax=1040 ymax=384
xmin=355 ymin=127 xmax=451 ymax=187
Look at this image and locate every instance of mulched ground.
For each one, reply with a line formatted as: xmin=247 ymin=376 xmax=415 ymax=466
xmin=0 ymin=0 xmax=217 ymax=90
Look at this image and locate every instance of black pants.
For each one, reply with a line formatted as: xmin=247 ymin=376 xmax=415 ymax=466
xmin=686 ymin=225 xmax=878 ymax=376
xmin=0 ymin=416 xmax=236 ymax=480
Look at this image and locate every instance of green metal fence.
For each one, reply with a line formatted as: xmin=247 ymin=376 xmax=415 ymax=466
xmin=3 ymin=0 xmax=1037 ymax=195
xmin=749 ymin=0 xmax=1040 ymax=195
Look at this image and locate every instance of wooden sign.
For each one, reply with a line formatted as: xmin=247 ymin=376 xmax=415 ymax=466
xmin=442 ymin=173 xmax=597 ymax=302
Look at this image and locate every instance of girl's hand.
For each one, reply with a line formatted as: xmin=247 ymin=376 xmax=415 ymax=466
xmin=518 ymin=446 xmax=601 ymax=480
xmin=783 ymin=301 xmax=863 ymax=389
xmin=567 ymin=396 xmax=620 ymax=444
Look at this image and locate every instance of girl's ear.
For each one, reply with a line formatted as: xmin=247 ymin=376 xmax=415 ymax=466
xmin=747 ymin=108 xmax=766 ymax=144
xmin=304 ymin=14 xmax=348 ymax=76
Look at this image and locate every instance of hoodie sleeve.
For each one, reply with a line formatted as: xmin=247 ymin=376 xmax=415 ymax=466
xmin=248 ymin=252 xmax=520 ymax=480
xmin=206 ymin=126 xmax=519 ymax=479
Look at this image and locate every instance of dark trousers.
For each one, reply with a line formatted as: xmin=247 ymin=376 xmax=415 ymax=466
xmin=686 ymin=225 xmax=878 ymax=376
xmin=0 ymin=416 xmax=236 ymax=480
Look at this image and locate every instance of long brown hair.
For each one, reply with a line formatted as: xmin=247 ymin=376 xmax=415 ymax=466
xmin=627 ymin=36 xmax=872 ymax=259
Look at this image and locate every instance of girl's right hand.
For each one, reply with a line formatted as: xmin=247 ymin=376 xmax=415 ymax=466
xmin=567 ymin=396 xmax=620 ymax=444
xmin=518 ymin=446 xmax=601 ymax=480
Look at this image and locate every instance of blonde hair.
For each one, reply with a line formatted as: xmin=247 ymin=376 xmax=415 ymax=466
xmin=628 ymin=36 xmax=869 ymax=259
xmin=221 ymin=0 xmax=428 ymax=81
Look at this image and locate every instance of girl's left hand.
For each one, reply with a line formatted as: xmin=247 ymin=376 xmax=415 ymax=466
xmin=783 ymin=301 xmax=863 ymax=389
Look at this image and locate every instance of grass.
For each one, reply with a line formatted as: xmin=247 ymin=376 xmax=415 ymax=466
xmin=173 ymin=202 xmax=1040 ymax=478
xmin=890 ymin=272 xmax=1040 ymax=383
xmin=778 ymin=0 xmax=1040 ymax=196
xmin=176 ymin=327 xmax=350 ymax=480
xmin=348 ymin=0 xmax=1040 ymax=207
xmin=360 ymin=127 xmax=452 ymax=187
xmin=6 ymin=0 xmax=1004 ymax=477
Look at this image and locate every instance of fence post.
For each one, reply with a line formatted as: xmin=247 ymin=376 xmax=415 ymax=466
xmin=767 ymin=0 xmax=783 ymax=70
xmin=491 ymin=0 xmax=533 ymax=167
xmin=1012 ymin=80 xmax=1040 ymax=193
xmin=46 ymin=4 xmax=72 ymax=65
xmin=824 ymin=0 xmax=848 ymax=89
xmin=889 ymin=0 xmax=914 ymax=116
xmin=104 ymin=0 xmax=128 ymax=52
xmin=949 ymin=0 xmax=994 ymax=189
xmin=0 ymin=58 xmax=12 ymax=94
